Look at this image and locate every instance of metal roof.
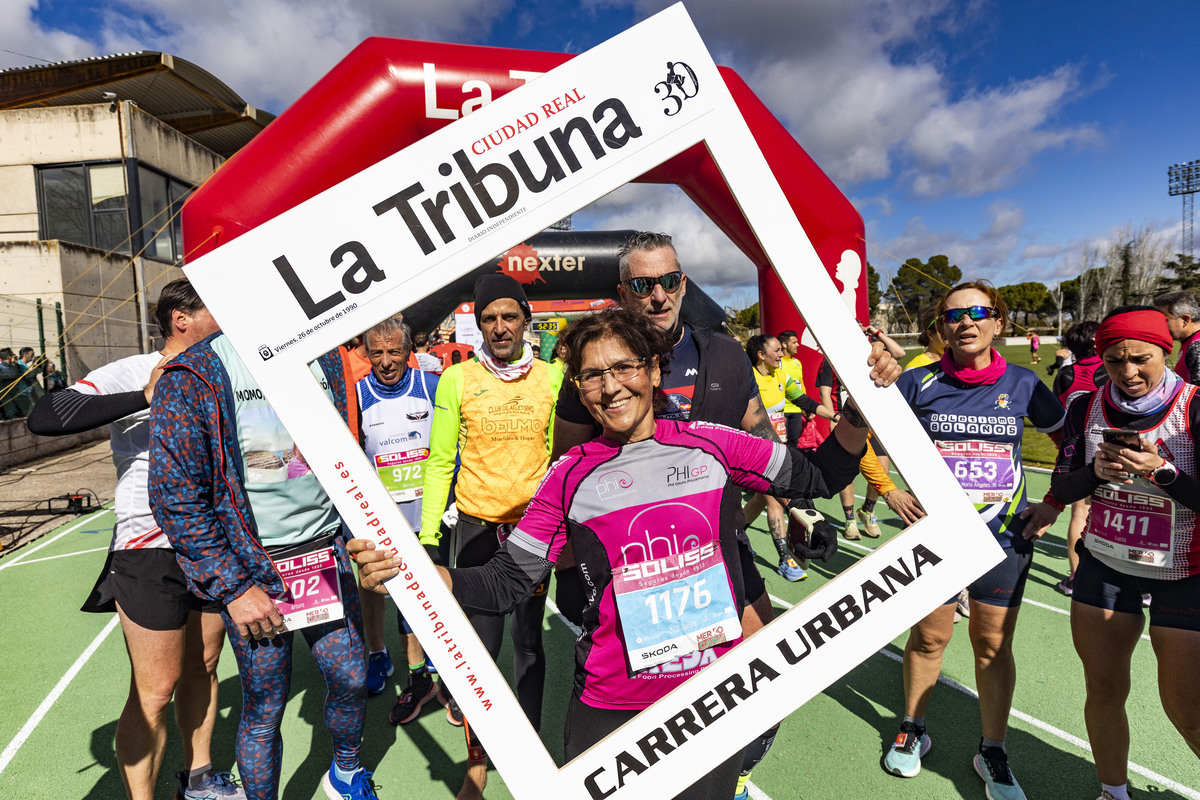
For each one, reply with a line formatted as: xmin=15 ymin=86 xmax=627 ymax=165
xmin=0 ymin=51 xmax=275 ymax=158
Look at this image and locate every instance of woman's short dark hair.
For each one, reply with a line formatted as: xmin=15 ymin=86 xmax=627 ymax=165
xmin=558 ymin=308 xmax=674 ymax=382
xmin=1063 ymin=320 xmax=1099 ymax=360
xmin=154 ymin=279 xmax=207 ymax=340
xmin=745 ymin=334 xmax=775 ymax=366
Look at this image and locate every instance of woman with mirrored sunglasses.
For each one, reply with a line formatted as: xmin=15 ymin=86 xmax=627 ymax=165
xmin=882 ymin=281 xmax=1066 ymax=800
xmin=349 ymin=308 xmax=873 ymax=799
xmin=1050 ymin=307 xmax=1200 ymax=800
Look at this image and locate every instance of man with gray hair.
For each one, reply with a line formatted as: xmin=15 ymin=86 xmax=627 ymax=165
xmin=1154 ymin=290 xmax=1200 ymax=384
xmin=353 ymin=317 xmax=448 ymax=725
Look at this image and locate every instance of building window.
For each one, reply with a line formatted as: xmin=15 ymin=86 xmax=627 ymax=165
xmin=137 ymin=166 xmax=192 ymax=263
xmin=37 ymin=162 xmax=193 ymax=262
xmin=39 ymin=162 xmax=130 ymax=254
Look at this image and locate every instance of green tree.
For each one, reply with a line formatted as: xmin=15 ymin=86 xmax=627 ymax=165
xmin=1057 ymin=277 xmax=1080 ymax=320
xmin=1160 ymin=253 xmax=1200 ymax=294
xmin=866 ymin=262 xmax=883 ymax=316
xmin=998 ymin=282 xmax=1050 ymax=329
xmin=729 ymin=301 xmax=759 ymax=330
xmin=884 ymin=255 xmax=962 ymax=327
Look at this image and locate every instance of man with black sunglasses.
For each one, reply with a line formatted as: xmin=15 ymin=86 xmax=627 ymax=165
xmin=552 ymin=230 xmax=902 ymax=799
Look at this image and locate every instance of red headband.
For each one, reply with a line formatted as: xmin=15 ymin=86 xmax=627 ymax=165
xmin=1094 ymin=310 xmax=1173 ymax=356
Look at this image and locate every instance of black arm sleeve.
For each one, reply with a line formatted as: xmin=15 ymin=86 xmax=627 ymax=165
xmin=26 ymin=388 xmax=148 ymax=436
xmin=1051 ymin=363 xmax=1073 ymax=400
xmin=450 ymin=546 xmax=552 ymax=616
xmin=766 ymin=434 xmax=863 ymax=502
xmin=793 ymin=394 xmax=819 ymax=415
xmin=555 ymin=377 xmax=594 ymax=425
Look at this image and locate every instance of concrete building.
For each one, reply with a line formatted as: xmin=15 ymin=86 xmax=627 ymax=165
xmin=0 ymin=51 xmax=273 ymax=466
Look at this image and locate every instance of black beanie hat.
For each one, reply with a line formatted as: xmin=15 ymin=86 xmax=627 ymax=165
xmin=473 ymin=274 xmax=531 ymax=326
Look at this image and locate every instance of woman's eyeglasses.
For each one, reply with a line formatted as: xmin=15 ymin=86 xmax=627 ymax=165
xmin=941 ymin=305 xmax=997 ymax=324
xmin=572 ymin=358 xmax=647 ymax=390
xmin=623 ymin=271 xmax=684 ymax=297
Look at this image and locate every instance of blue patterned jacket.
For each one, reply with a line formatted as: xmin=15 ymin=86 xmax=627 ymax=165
xmin=148 ymin=332 xmax=347 ymax=605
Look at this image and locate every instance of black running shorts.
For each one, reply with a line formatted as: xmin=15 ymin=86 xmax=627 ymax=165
xmin=82 ymin=548 xmax=222 ymax=630
xmin=1073 ymin=545 xmax=1200 ymax=632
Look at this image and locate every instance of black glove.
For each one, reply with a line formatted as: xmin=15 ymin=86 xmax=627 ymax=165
xmin=788 ymin=506 xmax=838 ymax=562
xmin=423 ymin=543 xmax=443 ymax=566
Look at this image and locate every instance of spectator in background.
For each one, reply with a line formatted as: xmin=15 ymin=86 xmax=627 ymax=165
xmin=1050 ymin=320 xmax=1107 ymax=597
xmin=816 ymin=322 xmax=907 ymax=539
xmin=43 ymin=362 xmax=66 ymax=392
xmin=0 ymin=348 xmax=22 ymax=419
xmin=906 ymin=306 xmax=945 ymax=370
xmin=411 ymin=330 xmax=444 ymax=374
xmin=1153 ymin=290 xmax=1200 ymax=384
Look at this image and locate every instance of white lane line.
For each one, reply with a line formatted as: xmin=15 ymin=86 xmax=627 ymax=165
xmin=0 ymin=506 xmax=113 ymax=571
xmin=765 ymin=594 xmax=1196 ymax=799
xmin=838 ymin=538 xmax=1154 ymax=644
xmin=2 ymin=546 xmax=109 ymax=567
xmin=0 ymin=614 xmax=120 ymax=775
xmin=847 ymin=493 xmax=1068 ymax=550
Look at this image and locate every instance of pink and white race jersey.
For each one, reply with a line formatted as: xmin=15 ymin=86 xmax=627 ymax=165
xmin=506 ymin=419 xmax=786 ymax=710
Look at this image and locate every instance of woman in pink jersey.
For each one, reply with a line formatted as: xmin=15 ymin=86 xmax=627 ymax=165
xmin=1051 ymin=307 xmax=1200 ymax=800
xmin=352 ymin=308 xmax=889 ymax=799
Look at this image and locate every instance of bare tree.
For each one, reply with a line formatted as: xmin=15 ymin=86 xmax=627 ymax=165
xmin=1077 ymin=245 xmax=1101 ymax=319
xmin=1100 ymin=224 xmax=1170 ymax=308
xmin=1050 ymin=282 xmax=1065 ymax=335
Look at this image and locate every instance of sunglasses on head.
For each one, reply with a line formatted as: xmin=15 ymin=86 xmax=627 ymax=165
xmin=941 ymin=305 xmax=997 ymax=324
xmin=623 ymin=271 xmax=684 ymax=297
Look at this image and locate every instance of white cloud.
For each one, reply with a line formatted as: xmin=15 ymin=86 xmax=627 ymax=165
xmin=594 ymin=0 xmax=1100 ymax=199
xmin=4 ymin=0 xmax=514 ymax=111
xmin=0 ymin=1 xmax=101 ymax=67
xmin=577 ymin=185 xmax=758 ymax=306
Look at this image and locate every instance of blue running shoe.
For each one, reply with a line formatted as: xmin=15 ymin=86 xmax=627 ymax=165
xmin=322 ymin=763 xmax=379 ymax=800
xmin=882 ymin=722 xmax=931 ymax=778
xmin=365 ymin=651 xmax=393 ymax=697
xmin=973 ymin=743 xmax=1026 ymax=800
xmin=733 ymin=790 xmax=748 ymax=800
xmin=777 ymin=554 xmax=807 ymax=582
xmin=176 ymin=770 xmax=246 ymax=799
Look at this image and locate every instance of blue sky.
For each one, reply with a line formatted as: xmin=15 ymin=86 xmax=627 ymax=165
xmin=4 ymin=0 xmax=1197 ymax=308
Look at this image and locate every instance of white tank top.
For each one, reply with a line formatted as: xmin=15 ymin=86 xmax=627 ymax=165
xmin=1082 ymin=384 xmax=1199 ymax=579
xmin=357 ymin=368 xmax=435 ymax=532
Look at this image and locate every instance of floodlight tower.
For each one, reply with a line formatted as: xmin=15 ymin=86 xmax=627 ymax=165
xmin=1168 ymin=160 xmax=1200 ymax=258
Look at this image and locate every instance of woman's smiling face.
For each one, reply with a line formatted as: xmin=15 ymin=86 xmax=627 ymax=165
xmin=578 ymin=336 xmax=661 ymax=443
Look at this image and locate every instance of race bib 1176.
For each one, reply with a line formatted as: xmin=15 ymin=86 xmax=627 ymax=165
xmin=612 ymin=541 xmax=741 ymax=671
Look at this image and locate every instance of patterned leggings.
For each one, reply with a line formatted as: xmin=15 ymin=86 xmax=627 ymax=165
xmin=222 ymin=540 xmax=366 ymax=800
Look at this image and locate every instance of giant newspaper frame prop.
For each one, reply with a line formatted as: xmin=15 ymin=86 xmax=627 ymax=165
xmin=182 ymin=6 xmax=1001 ymax=798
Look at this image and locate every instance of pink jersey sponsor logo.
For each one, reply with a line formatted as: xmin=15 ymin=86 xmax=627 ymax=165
xmin=620 ymin=501 xmax=711 ymax=562
xmin=595 ymin=469 xmax=635 ymax=500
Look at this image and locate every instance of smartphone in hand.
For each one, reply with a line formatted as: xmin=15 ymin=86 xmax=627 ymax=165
xmin=1100 ymin=428 xmax=1141 ymax=449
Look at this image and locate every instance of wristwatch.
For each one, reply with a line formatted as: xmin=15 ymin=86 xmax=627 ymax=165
xmin=1150 ymin=459 xmax=1178 ymax=487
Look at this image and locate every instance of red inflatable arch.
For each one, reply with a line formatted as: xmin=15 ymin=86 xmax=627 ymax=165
xmin=182 ymin=38 xmax=865 ymax=375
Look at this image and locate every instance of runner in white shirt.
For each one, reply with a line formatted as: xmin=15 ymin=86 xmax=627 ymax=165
xmin=27 ymin=279 xmax=242 ymax=800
